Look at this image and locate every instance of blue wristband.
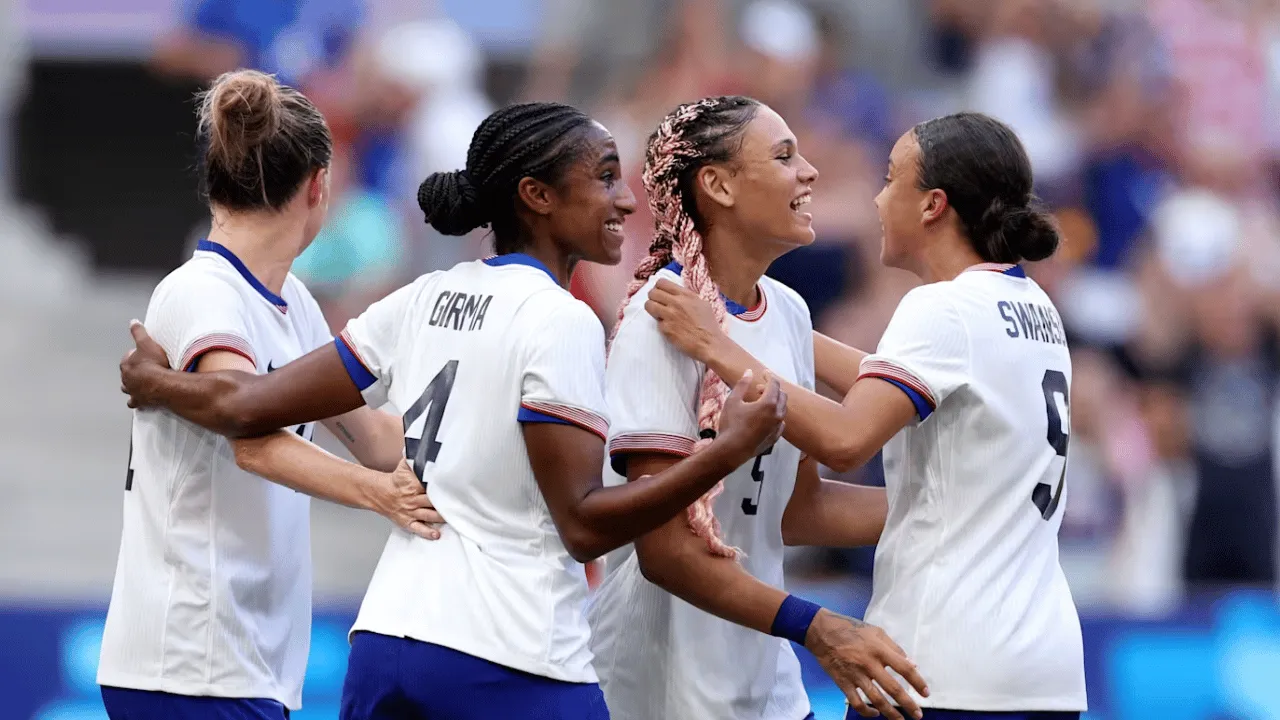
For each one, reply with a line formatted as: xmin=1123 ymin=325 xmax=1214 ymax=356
xmin=771 ymin=594 xmax=821 ymax=645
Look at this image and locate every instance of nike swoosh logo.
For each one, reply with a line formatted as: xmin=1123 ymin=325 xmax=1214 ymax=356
xmin=267 ymin=361 xmax=277 ymax=373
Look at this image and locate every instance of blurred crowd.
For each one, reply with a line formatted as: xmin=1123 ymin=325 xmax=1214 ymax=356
xmin=38 ymin=0 xmax=1280 ymax=612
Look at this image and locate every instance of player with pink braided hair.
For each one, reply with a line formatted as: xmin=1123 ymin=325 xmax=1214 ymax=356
xmin=590 ymin=96 xmax=928 ymax=720
xmin=611 ymin=96 xmax=742 ymax=556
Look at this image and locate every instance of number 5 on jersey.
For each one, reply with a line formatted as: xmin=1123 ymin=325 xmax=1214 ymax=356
xmin=402 ymin=361 xmax=459 ymax=483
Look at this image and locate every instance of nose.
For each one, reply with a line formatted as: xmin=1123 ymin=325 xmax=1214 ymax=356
xmin=616 ymin=180 xmax=638 ymax=215
xmin=797 ymin=153 xmax=819 ymax=184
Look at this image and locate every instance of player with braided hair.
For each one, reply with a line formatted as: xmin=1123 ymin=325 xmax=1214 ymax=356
xmin=646 ymin=113 xmax=1086 ymax=719
xmin=118 ymin=100 xmax=787 ymax=720
xmin=588 ymin=96 xmax=929 ymax=720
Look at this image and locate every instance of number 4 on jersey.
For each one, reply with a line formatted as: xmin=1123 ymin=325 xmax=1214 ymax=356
xmin=402 ymin=360 xmax=459 ymax=483
xmin=1033 ymin=369 xmax=1069 ymax=520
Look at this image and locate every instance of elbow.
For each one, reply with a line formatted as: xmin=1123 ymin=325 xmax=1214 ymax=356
xmin=231 ymin=436 xmax=265 ymax=474
xmin=560 ymin=525 xmax=608 ymax=564
xmin=635 ymin=540 xmax=684 ymax=589
xmin=822 ymin=442 xmax=866 ymax=474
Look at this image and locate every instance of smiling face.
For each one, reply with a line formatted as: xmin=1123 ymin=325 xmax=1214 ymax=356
xmin=546 ymin=122 xmax=637 ymax=266
xmin=713 ymin=104 xmax=819 ymax=249
xmin=874 ymin=130 xmax=931 ymax=271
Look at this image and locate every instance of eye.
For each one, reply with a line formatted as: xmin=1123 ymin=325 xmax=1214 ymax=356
xmin=776 ymin=153 xmax=793 ymax=163
xmin=601 ymin=171 xmax=616 ymax=187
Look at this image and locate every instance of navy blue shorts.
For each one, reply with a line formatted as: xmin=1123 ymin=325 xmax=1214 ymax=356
xmin=100 ymin=686 xmax=289 ymax=719
xmin=845 ymin=710 xmax=1078 ymax=720
xmin=341 ymin=631 xmax=610 ymax=720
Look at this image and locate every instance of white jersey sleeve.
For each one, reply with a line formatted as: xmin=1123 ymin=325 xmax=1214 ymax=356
xmin=337 ymin=280 xmax=424 ymax=408
xmin=147 ymin=272 xmax=257 ymax=371
xmin=859 ymin=284 xmax=969 ymax=420
xmin=604 ymin=295 xmax=701 ymax=475
xmin=517 ymin=297 xmax=610 ymax=439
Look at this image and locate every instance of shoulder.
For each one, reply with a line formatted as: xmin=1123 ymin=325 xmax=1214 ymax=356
xmin=615 ymin=265 xmax=683 ymax=333
xmin=892 ymin=281 xmax=968 ymax=323
xmin=759 ymin=275 xmax=812 ymax=330
xmin=533 ymin=289 xmax=604 ymax=333
xmin=150 ymin=257 xmax=248 ymax=310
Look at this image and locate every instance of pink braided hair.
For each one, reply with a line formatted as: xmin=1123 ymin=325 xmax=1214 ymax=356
xmin=609 ymin=96 xmax=760 ymax=559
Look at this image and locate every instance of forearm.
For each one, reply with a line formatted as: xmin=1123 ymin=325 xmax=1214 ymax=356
xmin=637 ymin=530 xmax=788 ymax=635
xmin=704 ymin=342 xmax=864 ymax=469
xmin=135 ymin=364 xmax=264 ymax=436
xmin=813 ymin=332 xmax=868 ymax=396
xmin=783 ymin=481 xmax=887 ymax=547
xmin=567 ymin=441 xmax=746 ymax=560
xmin=323 ymin=408 xmax=404 ymax=473
xmin=233 ymin=432 xmax=380 ymax=510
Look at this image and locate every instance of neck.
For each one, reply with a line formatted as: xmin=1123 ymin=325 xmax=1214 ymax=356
xmin=913 ymin=228 xmax=986 ymax=284
xmin=702 ymin=224 xmax=773 ymax=308
xmin=517 ymin=244 xmax=574 ymax=289
xmin=207 ymin=208 xmax=305 ymax=294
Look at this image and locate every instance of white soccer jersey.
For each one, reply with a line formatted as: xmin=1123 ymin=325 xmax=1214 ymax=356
xmin=336 ymin=253 xmax=610 ymax=683
xmin=98 ymin=240 xmax=332 ymax=710
xmin=858 ymin=263 xmax=1086 ymax=712
xmin=587 ymin=263 xmax=815 ymax=720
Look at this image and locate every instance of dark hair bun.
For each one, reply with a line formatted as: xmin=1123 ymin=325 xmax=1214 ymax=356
xmin=417 ymin=170 xmax=488 ymax=236
xmin=204 ymin=70 xmax=283 ymax=175
xmin=977 ymin=197 xmax=1060 ymax=264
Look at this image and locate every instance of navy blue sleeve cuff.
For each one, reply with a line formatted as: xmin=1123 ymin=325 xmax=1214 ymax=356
xmin=883 ymin=378 xmax=933 ymax=420
xmin=517 ymin=407 xmax=574 ymax=426
xmin=334 ymin=337 xmax=378 ymax=391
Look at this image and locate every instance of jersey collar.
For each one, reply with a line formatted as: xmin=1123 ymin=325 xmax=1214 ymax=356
xmin=663 ymin=261 xmax=766 ymax=320
xmin=196 ymin=239 xmax=289 ymax=313
xmin=483 ymin=253 xmax=558 ymax=285
xmin=964 ymin=262 xmax=1026 ymax=278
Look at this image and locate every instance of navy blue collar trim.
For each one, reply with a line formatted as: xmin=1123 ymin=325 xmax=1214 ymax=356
xmin=484 ymin=253 xmax=559 ymax=285
xmin=196 ymin=239 xmax=288 ymax=311
xmin=1004 ymin=265 xmax=1027 ymax=278
xmin=663 ymin=261 xmax=761 ymax=317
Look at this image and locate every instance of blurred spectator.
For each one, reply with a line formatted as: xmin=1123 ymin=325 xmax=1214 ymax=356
xmin=1176 ymin=268 xmax=1278 ymax=590
xmin=1147 ymin=0 xmax=1269 ymax=185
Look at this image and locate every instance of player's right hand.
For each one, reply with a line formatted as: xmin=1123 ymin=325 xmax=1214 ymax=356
xmin=805 ymin=609 xmax=929 ymax=720
xmin=372 ymin=459 xmax=446 ymax=541
xmin=120 ymin=320 xmax=171 ymax=409
xmin=715 ymin=369 xmax=786 ymax=458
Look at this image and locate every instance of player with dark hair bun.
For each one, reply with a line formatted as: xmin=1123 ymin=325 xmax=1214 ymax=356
xmin=118 ymin=100 xmax=787 ymax=719
xmin=648 ymin=112 xmax=1086 ymax=719
xmin=99 ymin=69 xmax=443 ymax=720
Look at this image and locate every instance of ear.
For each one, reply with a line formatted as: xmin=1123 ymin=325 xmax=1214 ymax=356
xmin=307 ymin=167 xmax=328 ymax=209
xmin=695 ymin=165 xmax=735 ymax=209
xmin=920 ymin=187 xmax=948 ymax=226
xmin=516 ymin=176 xmax=556 ymax=216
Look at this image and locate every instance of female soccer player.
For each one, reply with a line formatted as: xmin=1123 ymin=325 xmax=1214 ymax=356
xmin=98 ymin=70 xmax=443 ymax=720
xmin=118 ymin=101 xmax=788 ymax=720
xmin=589 ymin=95 xmax=929 ymax=720
xmin=646 ymin=112 xmax=1087 ymax=719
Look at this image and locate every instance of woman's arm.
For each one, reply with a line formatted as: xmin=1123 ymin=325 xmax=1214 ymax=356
xmin=782 ymin=457 xmax=887 ymax=547
xmin=320 ymin=407 xmax=406 ymax=473
xmin=626 ymin=453 xmax=928 ymax=720
xmin=197 ymin=351 xmax=442 ymax=538
xmin=523 ymin=371 xmax=785 ymax=563
xmin=121 ymin=321 xmax=366 ymax=437
xmin=646 ymin=280 xmax=916 ymax=472
xmin=814 ymin=331 xmax=868 ymax=396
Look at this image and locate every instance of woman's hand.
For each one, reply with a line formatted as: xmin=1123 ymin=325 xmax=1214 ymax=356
xmin=645 ymin=279 xmax=729 ymax=363
xmin=369 ymin=459 xmax=446 ymax=540
xmin=120 ymin=321 xmax=173 ymax=409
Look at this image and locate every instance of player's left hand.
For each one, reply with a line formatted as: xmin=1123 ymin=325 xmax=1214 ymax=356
xmin=645 ymin=279 xmax=727 ymax=362
xmin=373 ymin=459 xmax=446 ymax=541
xmin=120 ymin=320 xmax=171 ymax=409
